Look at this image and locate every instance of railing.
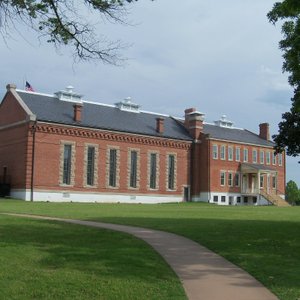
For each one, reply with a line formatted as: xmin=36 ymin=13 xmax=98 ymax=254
xmin=241 ymin=188 xmax=259 ymax=195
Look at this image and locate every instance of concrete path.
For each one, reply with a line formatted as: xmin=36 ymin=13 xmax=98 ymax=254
xmin=3 ymin=213 xmax=278 ymax=300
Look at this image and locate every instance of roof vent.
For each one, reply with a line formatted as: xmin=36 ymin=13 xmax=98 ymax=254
xmin=54 ymin=85 xmax=83 ymax=103
xmin=115 ymin=97 xmax=140 ymax=113
xmin=214 ymin=115 xmax=234 ymax=128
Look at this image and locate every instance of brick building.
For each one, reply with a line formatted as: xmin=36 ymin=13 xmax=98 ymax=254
xmin=0 ymin=84 xmax=287 ymax=205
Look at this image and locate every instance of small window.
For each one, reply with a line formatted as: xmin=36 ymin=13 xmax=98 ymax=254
xmin=220 ymin=171 xmax=226 ymax=186
xmin=237 ymin=196 xmax=241 ymax=203
xmin=266 ymin=151 xmax=271 ymax=165
xmin=260 ymin=150 xmax=264 ymax=164
xmin=213 ymin=195 xmax=218 ymax=202
xmin=252 ymin=149 xmax=257 ymax=163
xmin=272 ymin=176 xmax=277 ymax=189
xmin=221 ymin=196 xmax=226 ymax=203
xmin=253 ymin=197 xmax=257 ymax=204
xmin=228 ymin=146 xmax=233 ymax=161
xmin=236 ymin=147 xmax=240 ymax=161
xmin=228 ymin=172 xmax=233 ymax=186
xmin=244 ymin=196 xmax=248 ymax=203
xmin=235 ymin=173 xmax=240 ymax=187
xmin=212 ymin=144 xmax=218 ymax=159
xmin=278 ymin=153 xmax=283 ymax=166
xmin=229 ymin=196 xmax=233 ymax=205
xmin=243 ymin=148 xmax=248 ymax=162
xmin=260 ymin=175 xmax=264 ymax=189
xmin=220 ymin=145 xmax=226 ymax=160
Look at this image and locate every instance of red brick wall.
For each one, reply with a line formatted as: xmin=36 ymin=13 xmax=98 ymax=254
xmin=32 ymin=123 xmax=191 ymax=197
xmin=207 ymin=140 xmax=285 ymax=194
xmin=0 ymin=92 xmax=28 ymax=126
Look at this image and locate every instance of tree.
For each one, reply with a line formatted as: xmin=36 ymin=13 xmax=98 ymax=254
xmin=267 ymin=0 xmax=300 ymax=158
xmin=285 ymin=180 xmax=300 ymax=205
xmin=0 ymin=0 xmax=147 ymax=64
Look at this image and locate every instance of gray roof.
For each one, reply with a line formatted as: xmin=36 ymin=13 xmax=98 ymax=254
xmin=15 ymin=91 xmax=274 ymax=147
xmin=203 ymin=123 xmax=274 ymax=147
xmin=17 ymin=91 xmax=192 ymax=141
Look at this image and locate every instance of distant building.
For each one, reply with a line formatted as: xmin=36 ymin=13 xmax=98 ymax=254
xmin=0 ymin=84 xmax=287 ymax=205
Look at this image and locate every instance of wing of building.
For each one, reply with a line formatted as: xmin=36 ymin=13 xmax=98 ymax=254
xmin=0 ymin=84 xmax=287 ymax=206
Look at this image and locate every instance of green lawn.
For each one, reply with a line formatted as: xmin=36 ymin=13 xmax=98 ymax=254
xmin=0 ymin=200 xmax=300 ymax=300
xmin=0 ymin=213 xmax=186 ymax=300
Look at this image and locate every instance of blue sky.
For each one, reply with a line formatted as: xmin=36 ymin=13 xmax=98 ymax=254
xmin=0 ymin=0 xmax=299 ymax=186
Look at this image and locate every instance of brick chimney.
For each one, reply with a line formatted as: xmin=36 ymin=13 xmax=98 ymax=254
xmin=259 ymin=123 xmax=270 ymax=141
xmin=156 ymin=117 xmax=164 ymax=134
xmin=184 ymin=108 xmax=205 ymax=140
xmin=73 ymin=103 xmax=83 ymax=122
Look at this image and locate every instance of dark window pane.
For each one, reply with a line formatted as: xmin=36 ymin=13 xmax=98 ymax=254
xmin=109 ymin=149 xmax=117 ymax=187
xmin=168 ymin=155 xmax=175 ymax=190
xmin=150 ymin=153 xmax=157 ymax=189
xmin=87 ymin=146 xmax=95 ymax=186
xmin=130 ymin=151 xmax=137 ymax=188
xmin=63 ymin=145 xmax=72 ymax=185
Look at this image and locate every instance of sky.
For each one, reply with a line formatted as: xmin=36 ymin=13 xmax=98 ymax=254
xmin=0 ymin=0 xmax=299 ymax=186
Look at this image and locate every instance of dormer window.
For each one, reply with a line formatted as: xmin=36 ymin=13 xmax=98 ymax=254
xmin=214 ymin=115 xmax=234 ymax=128
xmin=55 ymin=86 xmax=83 ymax=103
xmin=115 ymin=97 xmax=140 ymax=113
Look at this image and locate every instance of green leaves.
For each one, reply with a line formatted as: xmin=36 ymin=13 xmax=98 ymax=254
xmin=268 ymin=1 xmax=300 ymax=157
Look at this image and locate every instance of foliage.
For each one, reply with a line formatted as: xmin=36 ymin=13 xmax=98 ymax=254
xmin=0 ymin=0 xmax=147 ymax=63
xmin=286 ymin=180 xmax=300 ymax=205
xmin=1 ymin=201 xmax=300 ymax=300
xmin=267 ymin=0 xmax=300 ymax=157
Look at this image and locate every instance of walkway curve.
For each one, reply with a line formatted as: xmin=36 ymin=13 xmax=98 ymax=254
xmin=3 ymin=213 xmax=278 ymax=300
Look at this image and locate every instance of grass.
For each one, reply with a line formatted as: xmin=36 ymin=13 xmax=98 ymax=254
xmin=0 ymin=213 xmax=186 ymax=300
xmin=0 ymin=200 xmax=300 ymax=300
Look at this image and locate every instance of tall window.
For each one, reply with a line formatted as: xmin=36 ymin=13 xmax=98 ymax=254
xmin=220 ymin=171 xmax=226 ymax=186
xmin=129 ymin=151 xmax=138 ymax=188
xmin=272 ymin=152 xmax=276 ymax=165
xmin=149 ymin=153 xmax=157 ymax=189
xmin=272 ymin=176 xmax=277 ymax=189
xmin=63 ymin=144 xmax=72 ymax=185
xmin=228 ymin=172 xmax=233 ymax=186
xmin=243 ymin=148 xmax=248 ymax=162
xmin=235 ymin=173 xmax=240 ymax=187
xmin=266 ymin=151 xmax=271 ymax=165
xmin=228 ymin=146 xmax=233 ymax=161
xmin=109 ymin=149 xmax=117 ymax=187
xmin=212 ymin=144 xmax=218 ymax=159
xmin=236 ymin=147 xmax=240 ymax=161
xmin=86 ymin=146 xmax=95 ymax=186
xmin=168 ymin=155 xmax=175 ymax=190
xmin=278 ymin=153 xmax=283 ymax=166
xmin=260 ymin=175 xmax=264 ymax=188
xmin=260 ymin=150 xmax=264 ymax=164
xmin=252 ymin=149 xmax=257 ymax=163
xmin=220 ymin=145 xmax=226 ymax=160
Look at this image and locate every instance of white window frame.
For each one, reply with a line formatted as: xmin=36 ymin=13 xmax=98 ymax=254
xmin=212 ymin=144 xmax=218 ymax=160
xmin=260 ymin=150 xmax=264 ymax=164
xmin=278 ymin=153 xmax=283 ymax=166
xmin=228 ymin=146 xmax=233 ymax=161
xmin=235 ymin=147 xmax=240 ymax=162
xmin=220 ymin=171 xmax=226 ymax=186
xmin=252 ymin=149 xmax=257 ymax=163
xmin=220 ymin=145 xmax=226 ymax=160
xmin=243 ymin=148 xmax=248 ymax=162
xmin=228 ymin=172 xmax=233 ymax=187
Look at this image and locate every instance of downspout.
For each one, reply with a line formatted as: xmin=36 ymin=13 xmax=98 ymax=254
xmin=207 ymin=138 xmax=211 ymax=202
xmin=189 ymin=141 xmax=194 ymax=202
xmin=30 ymin=121 xmax=37 ymax=202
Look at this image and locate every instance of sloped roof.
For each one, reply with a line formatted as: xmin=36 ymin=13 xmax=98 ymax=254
xmin=17 ymin=91 xmax=192 ymax=141
xmin=203 ymin=123 xmax=274 ymax=147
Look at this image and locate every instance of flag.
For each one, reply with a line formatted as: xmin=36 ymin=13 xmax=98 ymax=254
xmin=25 ymin=81 xmax=35 ymax=92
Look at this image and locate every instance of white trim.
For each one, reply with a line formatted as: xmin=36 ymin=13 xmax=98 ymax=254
xmin=10 ymin=189 xmax=183 ymax=204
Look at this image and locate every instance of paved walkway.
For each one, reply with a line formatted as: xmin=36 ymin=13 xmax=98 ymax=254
xmin=4 ymin=213 xmax=278 ymax=300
